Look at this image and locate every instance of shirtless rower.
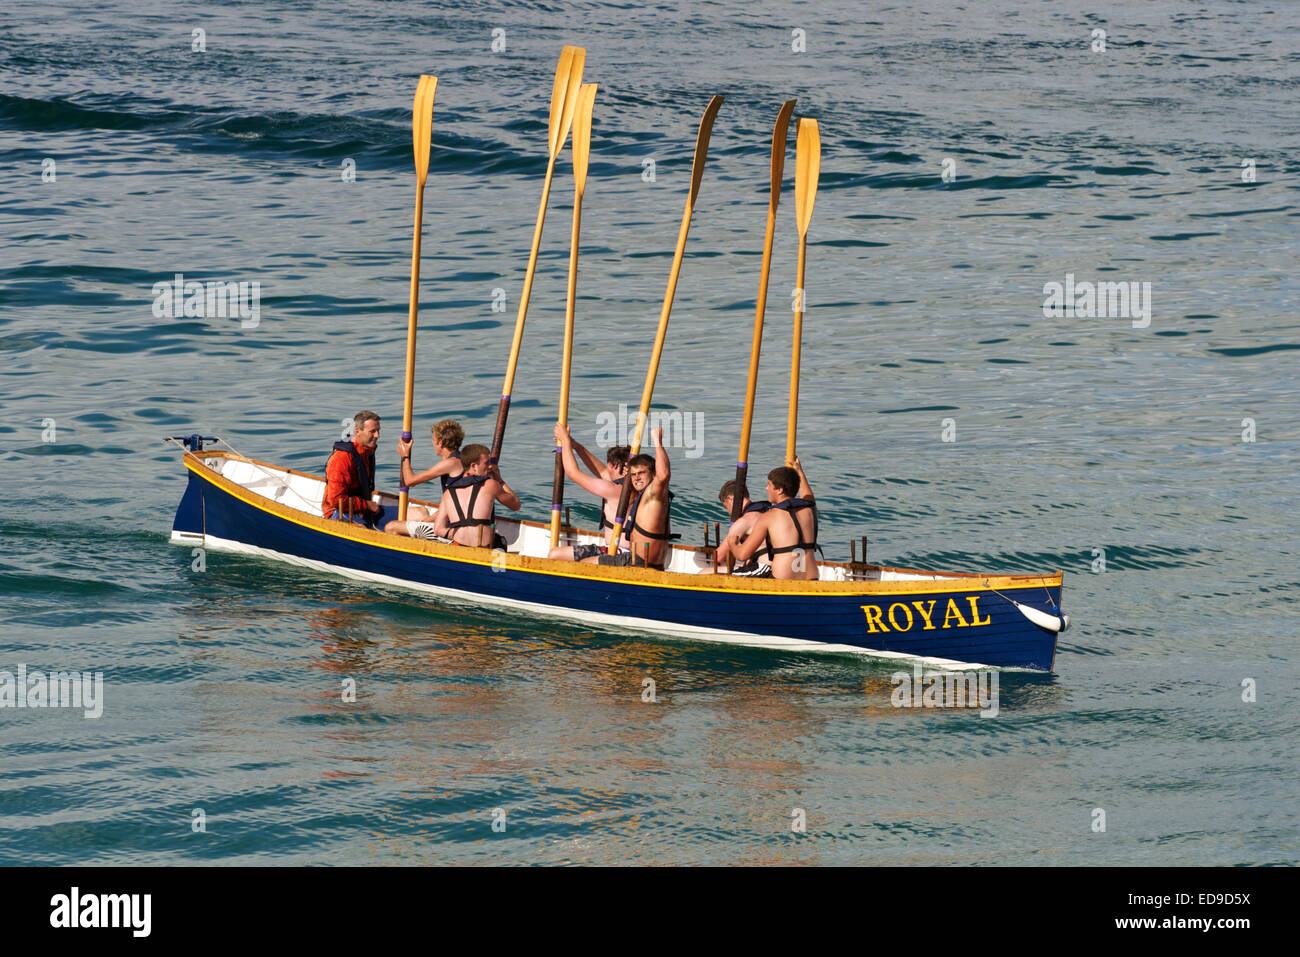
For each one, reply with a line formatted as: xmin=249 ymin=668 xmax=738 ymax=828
xmin=551 ymin=425 xmax=673 ymax=570
xmin=430 ymin=444 xmax=521 ymax=547
xmin=385 ymin=418 xmax=466 ymax=535
xmin=730 ymin=458 xmax=818 ymax=581
xmin=547 ymin=424 xmax=629 ymax=561
xmin=711 ymin=479 xmax=772 ymax=576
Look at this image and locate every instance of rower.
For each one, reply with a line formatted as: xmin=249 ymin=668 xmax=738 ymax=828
xmin=596 ymin=427 xmax=674 ymax=570
xmin=731 ymin=458 xmax=818 ymax=581
xmin=385 ymin=418 xmax=466 ymax=536
xmin=431 ymin=444 xmax=521 ymax=547
xmin=713 ymin=479 xmax=772 ymax=577
xmin=547 ymin=425 xmax=629 ymax=562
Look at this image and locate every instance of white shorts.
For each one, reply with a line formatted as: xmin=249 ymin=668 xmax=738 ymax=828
xmin=408 ymin=523 xmax=453 ymax=543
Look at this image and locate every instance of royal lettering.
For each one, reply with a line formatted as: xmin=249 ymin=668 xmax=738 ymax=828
xmin=863 ymin=595 xmax=993 ymax=633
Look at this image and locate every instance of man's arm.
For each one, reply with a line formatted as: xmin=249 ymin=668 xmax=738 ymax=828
xmin=432 ymin=489 xmax=455 ymax=537
xmin=715 ymin=510 xmax=761 ymax=563
xmin=555 ymin=424 xmax=621 ymax=499
xmin=648 ymin=427 xmax=670 ymax=496
xmin=405 ymin=457 xmax=459 ymax=488
xmin=791 ymin=456 xmax=813 ymax=501
xmin=487 ymin=470 xmax=521 ymax=511
xmin=398 ymin=437 xmax=461 ymax=488
xmin=571 ymin=438 xmax=608 ymax=481
xmin=731 ymin=511 xmax=772 ymax=563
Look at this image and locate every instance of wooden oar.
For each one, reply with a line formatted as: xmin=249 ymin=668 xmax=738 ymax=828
xmin=489 ymin=45 xmax=586 ymax=468
xmin=732 ymin=98 xmax=796 ymax=527
xmin=398 ymin=74 xmax=438 ymax=521
xmin=607 ymin=94 xmax=725 ymax=554
xmin=551 ymin=82 xmax=598 ymax=550
xmin=787 ymin=117 xmax=820 ymax=466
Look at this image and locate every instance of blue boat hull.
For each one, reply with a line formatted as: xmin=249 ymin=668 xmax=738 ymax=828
xmin=171 ymin=453 xmax=1064 ymax=671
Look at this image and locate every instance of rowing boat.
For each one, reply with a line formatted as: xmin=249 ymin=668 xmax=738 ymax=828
xmin=167 ymin=58 xmax=1068 ymax=672
xmin=168 ymin=443 xmax=1067 ymax=670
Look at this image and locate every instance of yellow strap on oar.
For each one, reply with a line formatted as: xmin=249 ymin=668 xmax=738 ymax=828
xmin=733 ymin=98 xmax=796 ymax=524
xmin=398 ymin=74 xmax=437 ymax=522
xmin=607 ymin=94 xmax=725 ymax=554
xmin=551 ymin=82 xmax=598 ymax=550
xmin=788 ymin=117 xmax=820 ymax=466
xmin=491 ymin=45 xmax=586 ymax=466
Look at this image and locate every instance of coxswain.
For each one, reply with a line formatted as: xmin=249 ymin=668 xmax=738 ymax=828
xmin=323 ymin=410 xmax=386 ymax=528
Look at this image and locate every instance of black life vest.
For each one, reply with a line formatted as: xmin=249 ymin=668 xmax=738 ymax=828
xmin=765 ymin=497 xmax=820 ymax=559
xmin=742 ymin=500 xmax=771 ymax=515
xmin=444 ymin=473 xmax=494 ymax=542
xmin=597 ymin=477 xmax=624 ymax=531
xmin=626 ymin=489 xmax=679 ymax=542
xmin=439 ymin=450 xmax=463 ymax=492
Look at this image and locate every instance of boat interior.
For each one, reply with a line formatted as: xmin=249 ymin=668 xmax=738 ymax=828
xmin=195 ymin=450 xmax=974 ymax=584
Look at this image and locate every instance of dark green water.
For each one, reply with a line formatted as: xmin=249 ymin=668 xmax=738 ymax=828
xmin=1 ymin=0 xmax=1296 ymax=864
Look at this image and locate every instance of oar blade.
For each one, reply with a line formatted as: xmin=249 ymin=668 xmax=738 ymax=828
xmin=795 ymin=118 xmax=820 ymax=236
xmin=687 ymin=94 xmax=725 ymax=207
xmin=572 ymin=83 xmax=597 ymax=194
xmin=412 ymin=75 xmax=438 ymax=185
xmin=770 ymin=98 xmax=797 ymax=207
xmin=548 ymin=46 xmax=586 ymax=158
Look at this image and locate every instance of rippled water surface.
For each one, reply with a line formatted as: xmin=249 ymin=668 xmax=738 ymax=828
xmin=1 ymin=0 xmax=1297 ymax=865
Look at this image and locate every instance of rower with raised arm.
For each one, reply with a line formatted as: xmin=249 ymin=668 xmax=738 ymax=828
xmin=548 ymin=424 xmax=630 ymax=561
xmin=386 ymin=418 xmax=466 ymax=536
xmin=600 ymin=427 xmax=673 ymax=570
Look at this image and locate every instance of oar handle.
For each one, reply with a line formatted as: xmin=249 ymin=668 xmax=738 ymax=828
xmin=730 ymin=461 xmax=748 ymax=522
xmin=489 ymin=395 xmax=510 ymax=465
xmin=549 ymin=450 xmax=566 ymax=549
xmin=398 ymin=429 xmax=412 ymax=492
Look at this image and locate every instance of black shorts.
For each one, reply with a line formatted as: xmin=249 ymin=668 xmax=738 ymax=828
xmin=572 ymin=543 xmax=610 ymax=562
xmin=597 ymin=551 xmax=664 ymax=572
xmin=732 ymin=560 xmax=773 ymax=578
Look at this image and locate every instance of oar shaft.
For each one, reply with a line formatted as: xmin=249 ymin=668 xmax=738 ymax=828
xmin=550 ymin=198 xmax=582 ymax=549
xmin=398 ymin=184 xmax=427 ymax=520
xmin=607 ymin=94 xmax=723 ymax=553
xmin=787 ymin=238 xmax=807 ymax=464
xmin=490 ymin=155 xmax=558 ymax=465
xmin=734 ymin=202 xmax=778 ymax=521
